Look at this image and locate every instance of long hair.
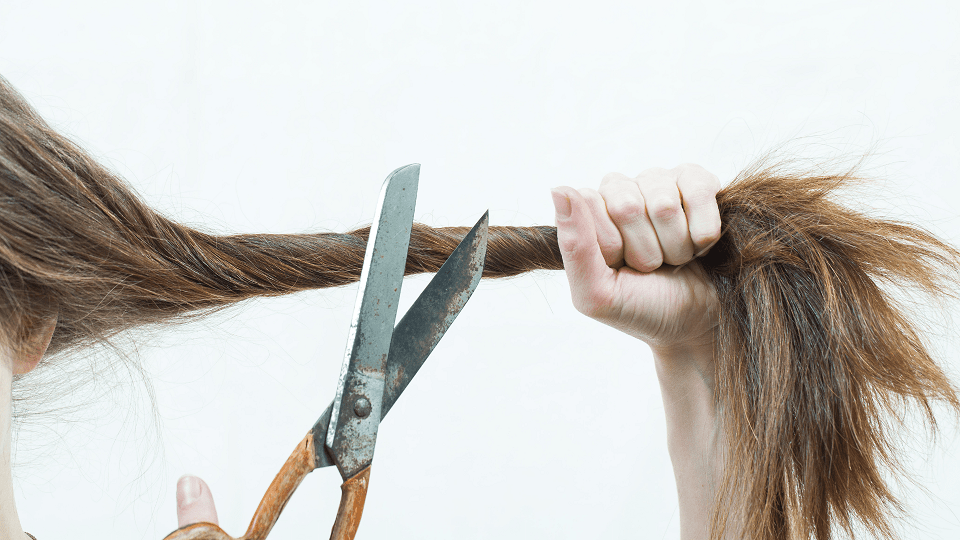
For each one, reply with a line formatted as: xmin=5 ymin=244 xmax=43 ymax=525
xmin=0 ymin=75 xmax=561 ymax=360
xmin=2 ymin=74 xmax=957 ymax=539
xmin=703 ymin=158 xmax=960 ymax=539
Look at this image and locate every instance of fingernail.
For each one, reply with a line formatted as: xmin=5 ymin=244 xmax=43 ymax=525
xmin=178 ymin=475 xmax=202 ymax=506
xmin=550 ymin=188 xmax=572 ymax=219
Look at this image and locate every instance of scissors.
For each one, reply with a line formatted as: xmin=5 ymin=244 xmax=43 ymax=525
xmin=164 ymin=164 xmax=489 ymax=540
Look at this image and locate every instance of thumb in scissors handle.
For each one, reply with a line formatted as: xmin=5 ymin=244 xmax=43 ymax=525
xmin=161 ymin=432 xmax=318 ymax=540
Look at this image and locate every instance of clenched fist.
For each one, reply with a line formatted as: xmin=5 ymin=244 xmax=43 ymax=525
xmin=551 ymin=163 xmax=722 ymax=355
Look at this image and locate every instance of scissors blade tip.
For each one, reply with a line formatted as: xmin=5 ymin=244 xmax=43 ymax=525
xmin=384 ymin=163 xmax=420 ymax=182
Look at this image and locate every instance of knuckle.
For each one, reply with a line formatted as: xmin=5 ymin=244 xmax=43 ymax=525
xmin=647 ymin=196 xmax=682 ymax=222
xmin=605 ymin=197 xmax=645 ymax=222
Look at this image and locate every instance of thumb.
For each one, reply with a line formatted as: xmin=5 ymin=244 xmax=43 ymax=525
xmin=176 ymin=475 xmax=220 ymax=528
xmin=551 ymin=187 xmax=616 ymax=318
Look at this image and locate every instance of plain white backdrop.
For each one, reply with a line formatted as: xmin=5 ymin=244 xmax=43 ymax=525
xmin=2 ymin=0 xmax=959 ymax=538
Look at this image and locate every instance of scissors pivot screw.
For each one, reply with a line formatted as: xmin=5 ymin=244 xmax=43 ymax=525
xmin=161 ymin=166 xmax=490 ymax=540
xmin=353 ymin=397 xmax=373 ymax=418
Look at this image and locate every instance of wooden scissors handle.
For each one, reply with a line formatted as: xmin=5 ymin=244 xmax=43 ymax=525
xmin=162 ymin=432 xmax=371 ymax=540
xmin=329 ymin=466 xmax=371 ymax=540
xmin=162 ymin=432 xmax=317 ymax=540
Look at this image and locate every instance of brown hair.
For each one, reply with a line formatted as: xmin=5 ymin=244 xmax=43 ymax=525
xmin=0 ymin=75 xmax=562 ymax=360
xmin=2 ymin=74 xmax=957 ymax=539
xmin=703 ymin=158 xmax=960 ymax=540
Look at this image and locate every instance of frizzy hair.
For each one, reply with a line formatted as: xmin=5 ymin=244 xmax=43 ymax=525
xmin=702 ymin=159 xmax=960 ymax=540
xmin=2 ymin=74 xmax=958 ymax=539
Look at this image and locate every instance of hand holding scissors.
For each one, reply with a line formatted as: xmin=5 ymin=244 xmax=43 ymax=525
xmin=164 ymin=164 xmax=489 ymax=540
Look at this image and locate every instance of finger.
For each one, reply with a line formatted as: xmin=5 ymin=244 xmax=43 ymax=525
xmin=636 ymin=171 xmax=695 ymax=266
xmin=597 ymin=178 xmax=662 ymax=272
xmin=551 ymin=186 xmax=618 ymax=319
xmin=578 ymin=187 xmax=623 ymax=266
xmin=599 ymin=171 xmax=634 ymax=188
xmin=674 ymin=164 xmax=722 ymax=256
xmin=177 ymin=475 xmax=219 ymax=528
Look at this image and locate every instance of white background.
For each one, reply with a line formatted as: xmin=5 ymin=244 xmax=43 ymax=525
xmin=2 ymin=0 xmax=960 ymax=538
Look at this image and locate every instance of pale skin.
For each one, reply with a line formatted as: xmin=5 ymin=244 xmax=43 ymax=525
xmin=551 ymin=163 xmax=723 ymax=540
xmin=0 ymin=163 xmax=721 ymax=538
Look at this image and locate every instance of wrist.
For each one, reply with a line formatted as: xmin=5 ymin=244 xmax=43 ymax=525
xmin=651 ymin=339 xmax=716 ymax=390
xmin=652 ymin=341 xmax=720 ymax=479
xmin=652 ymin=344 xmax=717 ymax=432
xmin=651 ymin=343 xmax=722 ymax=540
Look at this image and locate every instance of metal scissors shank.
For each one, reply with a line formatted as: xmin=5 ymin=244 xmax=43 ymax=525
xmin=162 ymin=164 xmax=489 ymax=540
xmin=326 ymin=163 xmax=420 ymax=481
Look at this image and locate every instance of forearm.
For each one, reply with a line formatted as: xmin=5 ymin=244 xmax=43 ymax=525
xmin=652 ymin=343 xmax=721 ymax=540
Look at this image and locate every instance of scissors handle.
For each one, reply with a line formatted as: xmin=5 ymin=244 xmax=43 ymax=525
xmin=162 ymin=432 xmax=317 ymax=540
xmin=329 ymin=466 xmax=372 ymax=539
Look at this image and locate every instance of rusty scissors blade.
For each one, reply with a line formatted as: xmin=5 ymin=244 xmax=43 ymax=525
xmin=325 ymin=163 xmax=420 ymax=482
xmin=310 ymin=208 xmax=490 ymax=468
xmin=162 ymin=165 xmax=489 ymax=540
xmin=318 ymin=163 xmax=420 ymax=538
xmin=312 ymin=208 xmax=489 ymax=538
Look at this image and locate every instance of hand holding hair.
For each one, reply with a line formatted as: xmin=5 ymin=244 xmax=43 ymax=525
xmin=550 ymin=164 xmax=722 ymax=353
xmin=550 ymin=160 xmax=960 ymax=540
xmin=551 ymin=164 xmax=724 ymax=540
